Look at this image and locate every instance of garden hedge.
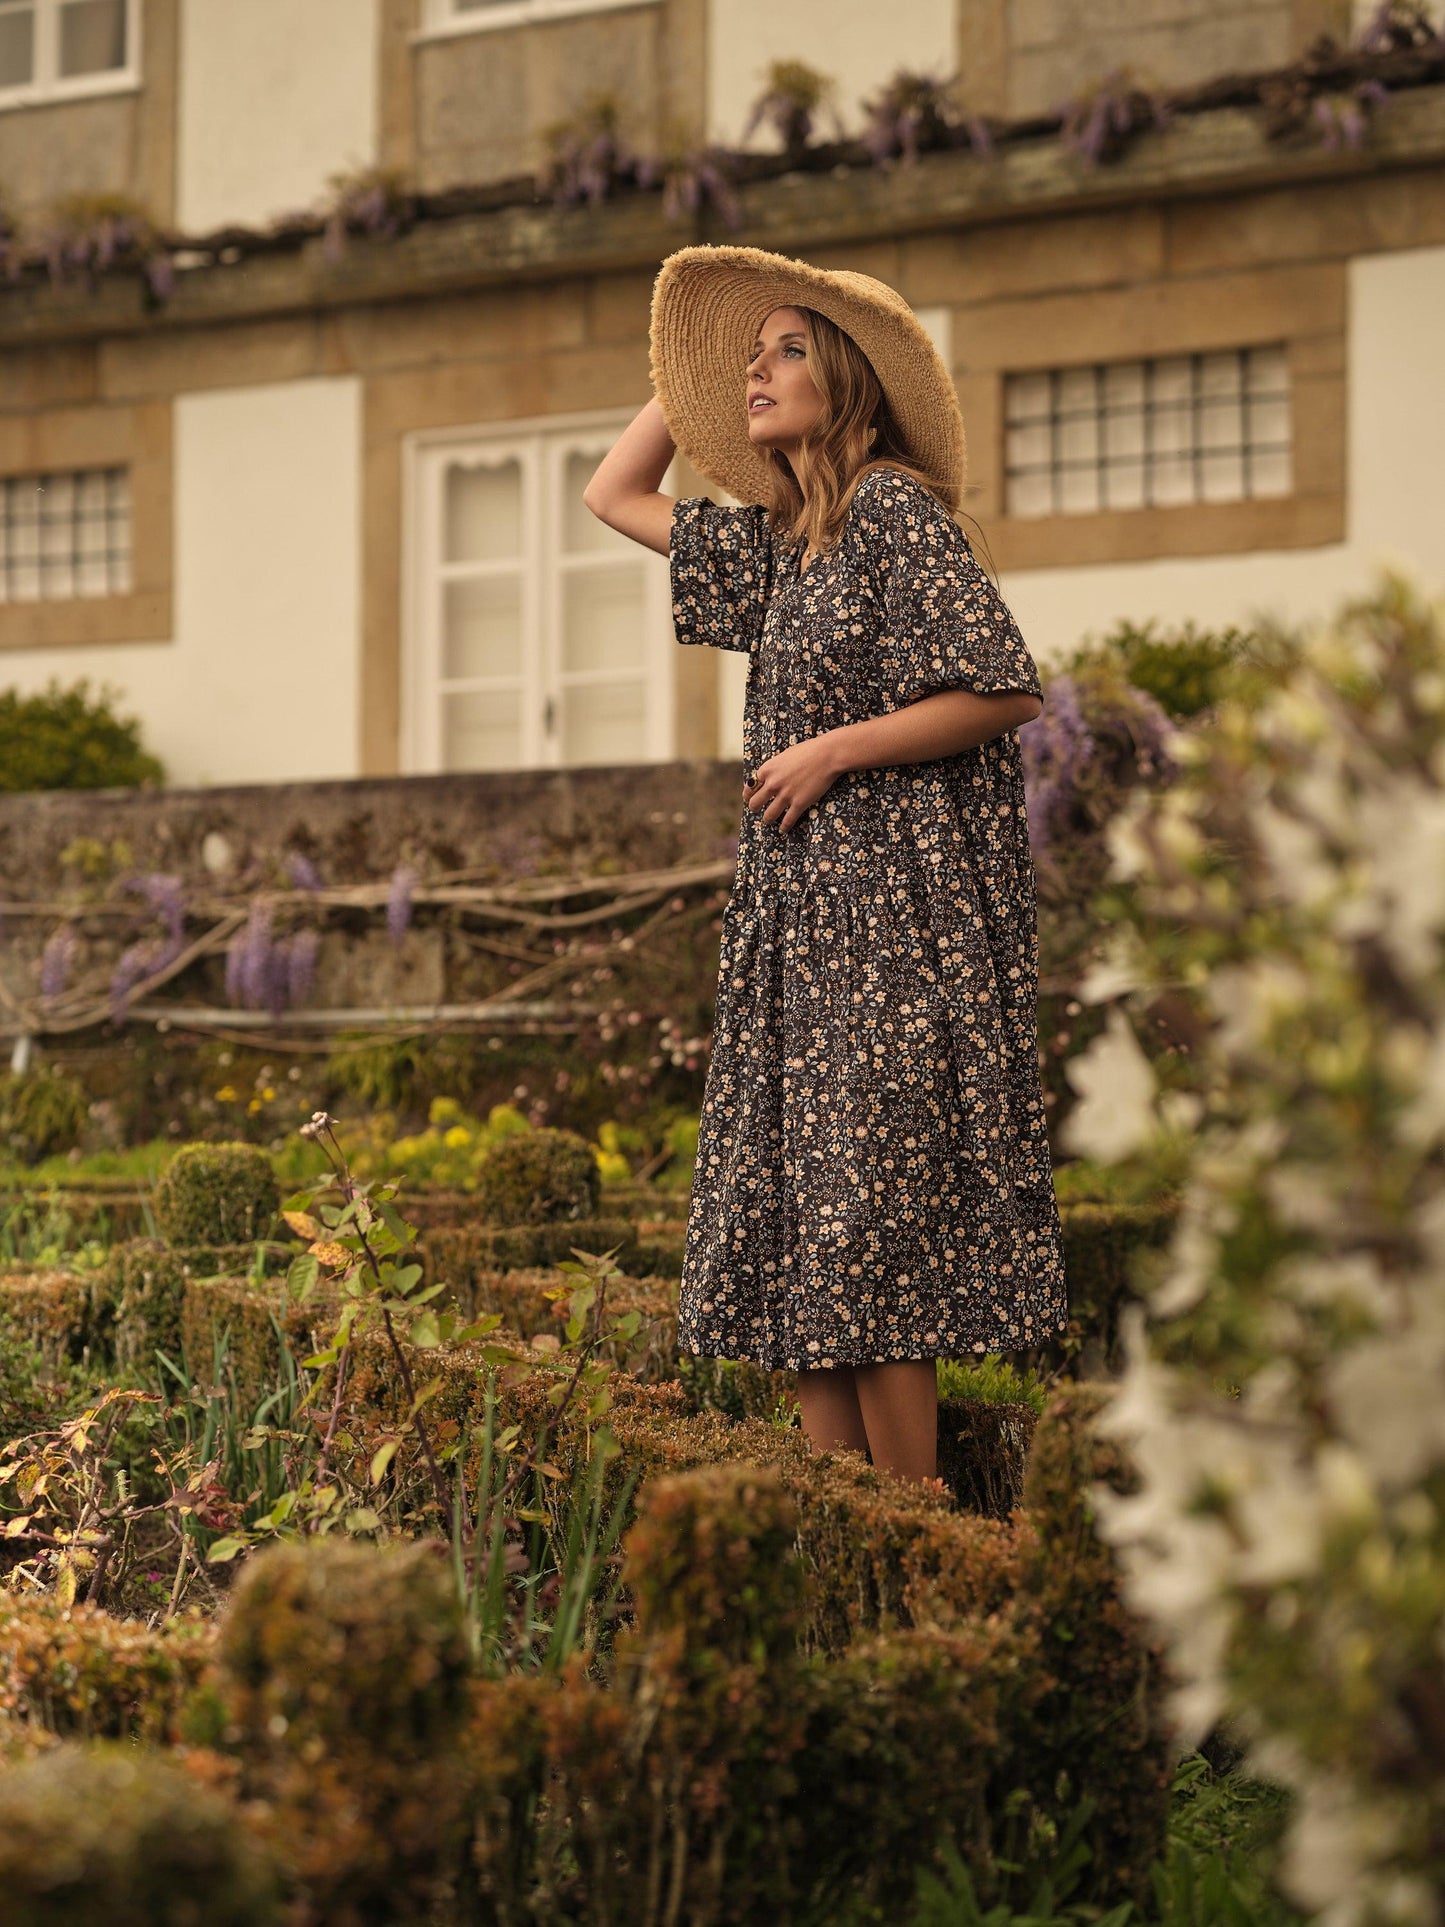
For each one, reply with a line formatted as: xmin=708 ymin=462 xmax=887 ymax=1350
xmin=0 ymin=1743 xmax=277 ymax=1926
xmin=0 ymin=1596 xmax=216 ymax=1746
xmin=212 ymin=1536 xmax=474 ymax=1926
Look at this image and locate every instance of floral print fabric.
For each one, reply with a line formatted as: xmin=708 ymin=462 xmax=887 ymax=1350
xmin=669 ymin=464 xmax=1067 ymax=1370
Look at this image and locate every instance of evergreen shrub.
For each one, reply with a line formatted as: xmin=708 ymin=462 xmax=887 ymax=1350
xmin=0 ymin=1266 xmax=113 ymax=1368
xmin=0 ymin=1595 xmax=216 ymax=1744
xmin=152 ymin=1142 xmax=279 ymax=1247
xmin=214 ymin=1536 xmax=474 ymax=1924
xmin=472 ymin=1125 xmax=599 ymax=1225
xmin=0 ymin=1067 xmax=89 ymax=1165
xmin=0 ymin=679 xmax=164 ymax=792
xmin=0 ymin=1743 xmax=276 ymax=1926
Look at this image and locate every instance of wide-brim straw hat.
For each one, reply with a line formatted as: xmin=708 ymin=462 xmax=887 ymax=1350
xmin=648 ymin=243 xmax=966 ymax=508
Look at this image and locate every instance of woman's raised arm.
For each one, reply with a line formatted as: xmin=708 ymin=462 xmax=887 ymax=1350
xmin=581 ymin=397 xmax=678 ymax=556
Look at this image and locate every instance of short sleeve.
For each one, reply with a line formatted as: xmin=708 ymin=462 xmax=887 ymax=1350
xmin=851 ymin=469 xmax=1043 ymax=709
xmin=668 ymin=496 xmax=773 ymax=656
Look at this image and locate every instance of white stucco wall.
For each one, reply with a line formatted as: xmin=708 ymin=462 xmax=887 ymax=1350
xmin=0 ymin=377 xmax=362 ymax=787
xmin=706 ymin=0 xmax=957 ymax=148
xmin=177 ymin=0 xmax=378 ymax=233
xmin=998 ymin=243 xmax=1445 ymax=669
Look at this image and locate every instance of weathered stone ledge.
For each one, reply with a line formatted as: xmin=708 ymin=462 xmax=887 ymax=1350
xmin=3 ymin=85 xmax=1443 ymax=348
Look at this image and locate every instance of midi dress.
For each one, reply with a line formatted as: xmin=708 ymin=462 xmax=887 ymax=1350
xmin=669 ymin=463 xmax=1067 ymax=1371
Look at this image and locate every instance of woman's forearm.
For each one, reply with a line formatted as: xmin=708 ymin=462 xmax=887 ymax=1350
xmin=823 ymin=688 xmax=1042 ymax=775
xmin=581 ymin=396 xmax=676 ymax=508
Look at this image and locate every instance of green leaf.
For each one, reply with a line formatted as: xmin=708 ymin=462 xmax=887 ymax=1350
xmin=286 ymin=1252 xmax=320 ymax=1301
xmin=370 ymin=1439 xmax=401 ymax=1484
xmin=408 ymin=1311 xmax=441 ymax=1349
xmin=376 ymin=1201 xmax=416 ymax=1247
xmin=206 ymin=1535 xmax=250 ymax=1564
xmin=391 ymin=1263 xmax=423 ymax=1295
xmin=345 ymin=1507 xmax=382 ymax=1534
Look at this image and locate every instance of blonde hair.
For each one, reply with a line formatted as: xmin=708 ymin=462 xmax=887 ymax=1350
xmin=754 ymin=305 xmax=995 ymax=580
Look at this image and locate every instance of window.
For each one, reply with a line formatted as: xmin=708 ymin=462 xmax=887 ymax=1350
xmin=406 ymin=420 xmax=674 ymax=774
xmin=417 ymin=0 xmax=656 ymax=38
xmin=1003 ymin=346 xmax=1291 ymax=519
xmin=0 ymin=0 xmax=137 ymax=107
xmin=0 ymin=465 xmax=131 ymax=602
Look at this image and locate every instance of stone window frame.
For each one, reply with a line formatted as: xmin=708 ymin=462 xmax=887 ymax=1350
xmin=401 ymin=406 xmax=676 ymax=775
xmin=954 ymin=262 xmax=1347 ymax=571
xmin=0 ymin=0 xmax=141 ymax=111
xmin=413 ymin=0 xmax=659 ymax=42
xmin=0 ymin=399 xmax=171 ymax=650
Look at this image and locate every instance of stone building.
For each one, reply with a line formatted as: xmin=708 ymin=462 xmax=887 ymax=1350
xmin=2 ymin=0 xmax=1442 ymax=788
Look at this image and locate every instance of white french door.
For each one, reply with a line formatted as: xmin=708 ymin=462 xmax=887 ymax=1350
xmin=405 ymin=414 xmax=675 ymax=772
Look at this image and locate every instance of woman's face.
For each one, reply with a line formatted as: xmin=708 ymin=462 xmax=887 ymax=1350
xmin=745 ymin=306 xmax=824 ymax=457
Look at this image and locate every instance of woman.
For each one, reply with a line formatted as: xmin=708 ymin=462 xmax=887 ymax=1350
xmin=583 ymin=244 xmax=1067 ymax=1487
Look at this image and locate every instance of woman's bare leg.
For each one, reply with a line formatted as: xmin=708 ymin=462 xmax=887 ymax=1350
xmin=852 ymin=1360 xmax=938 ymax=1484
xmin=794 ymin=1363 xmax=870 ymax=1457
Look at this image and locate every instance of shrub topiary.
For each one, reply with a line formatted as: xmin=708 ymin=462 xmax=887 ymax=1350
xmin=152 ymin=1142 xmax=279 ymax=1247
xmin=0 ymin=1742 xmax=276 ymax=1925
xmin=0 ymin=1596 xmax=216 ymax=1744
xmin=0 ymin=679 xmax=164 ymax=792
xmin=473 ymin=1126 xmax=600 ymax=1226
xmin=214 ymin=1536 xmax=474 ymax=1922
xmin=0 ymin=1067 xmax=89 ymax=1164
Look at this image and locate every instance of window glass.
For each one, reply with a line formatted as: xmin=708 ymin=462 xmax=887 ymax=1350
xmin=58 ymin=0 xmax=125 ymax=76
xmin=0 ymin=4 xmax=35 ymax=87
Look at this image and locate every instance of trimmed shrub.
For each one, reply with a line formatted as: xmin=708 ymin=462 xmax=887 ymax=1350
xmin=180 ymin=1274 xmax=336 ymax=1410
xmin=1016 ymin=1379 xmax=1175 ymax=1907
xmin=0 ymin=1067 xmax=89 ymax=1164
xmin=0 ymin=1265 xmax=112 ymax=1367
xmin=936 ymin=1394 xmax=1037 ymax=1517
xmin=473 ymin=1126 xmax=599 ymax=1226
xmin=108 ymin=1240 xmax=290 ymax=1374
xmin=422 ymin=1218 xmax=639 ymax=1303
xmin=0 ymin=1742 xmax=276 ymax=1925
xmin=1017 ymin=1197 xmax=1179 ymax=1382
xmin=152 ymin=1142 xmax=279 ymax=1248
xmin=0 ymin=1597 xmax=216 ymax=1744
xmin=214 ymin=1536 xmax=474 ymax=1925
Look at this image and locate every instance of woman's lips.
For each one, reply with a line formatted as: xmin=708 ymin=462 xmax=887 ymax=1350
xmin=749 ymin=397 xmax=775 ymax=412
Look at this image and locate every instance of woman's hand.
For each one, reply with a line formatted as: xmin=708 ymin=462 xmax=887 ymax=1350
xmin=743 ymin=735 xmax=843 ymax=834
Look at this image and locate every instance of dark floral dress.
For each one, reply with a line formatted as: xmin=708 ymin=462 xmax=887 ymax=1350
xmin=669 ymin=463 xmax=1067 ymax=1370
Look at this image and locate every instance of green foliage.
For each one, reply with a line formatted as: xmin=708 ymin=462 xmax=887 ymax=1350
xmin=1059 ymin=615 xmax=1273 ymax=719
xmin=936 ymin=1354 xmax=1046 ymax=1412
xmin=152 ymin=1142 xmax=279 ymax=1248
xmin=0 ymin=679 xmax=163 ymax=792
xmin=474 ymin=1123 xmax=601 ymax=1225
xmin=0 ymin=1595 xmax=215 ymax=1743
xmin=0 ymin=1067 xmax=89 ymax=1165
xmin=0 ymin=1742 xmax=278 ymax=1925
xmin=1062 ymin=572 xmax=1445 ymax=1921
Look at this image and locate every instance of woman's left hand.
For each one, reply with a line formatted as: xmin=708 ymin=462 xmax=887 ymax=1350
xmin=743 ymin=735 xmax=842 ymax=834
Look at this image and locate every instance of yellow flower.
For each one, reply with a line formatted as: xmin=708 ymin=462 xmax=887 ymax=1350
xmin=443 ymin=1126 xmax=472 ymax=1150
xmin=215 ymin=1086 xmax=237 ymax=1103
xmin=261 ymin=1086 xmax=276 ymax=1102
xmin=429 ymin=1096 xmax=462 ymax=1126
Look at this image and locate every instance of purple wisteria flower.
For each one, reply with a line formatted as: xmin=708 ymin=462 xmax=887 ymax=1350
xmin=1020 ymin=674 xmax=1096 ymax=860
xmin=40 ymin=927 xmax=76 ymax=1002
xmin=286 ymin=851 xmax=323 ymax=892
xmin=286 ymin=928 xmax=321 ymax=1006
xmin=387 ymin=864 xmax=417 ymax=947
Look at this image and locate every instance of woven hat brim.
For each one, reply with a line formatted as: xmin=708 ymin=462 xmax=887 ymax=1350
xmin=648 ymin=244 xmax=966 ymax=508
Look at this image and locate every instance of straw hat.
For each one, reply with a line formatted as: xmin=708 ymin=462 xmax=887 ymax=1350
xmin=648 ymin=243 xmax=966 ymax=508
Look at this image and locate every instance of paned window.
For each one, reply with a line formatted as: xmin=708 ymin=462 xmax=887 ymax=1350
xmin=0 ymin=0 xmax=136 ymax=107
xmin=1003 ymin=346 xmax=1292 ymax=518
xmin=407 ymin=421 xmax=674 ymax=774
xmin=418 ymin=0 xmax=657 ymax=37
xmin=0 ymin=465 xmax=131 ymax=601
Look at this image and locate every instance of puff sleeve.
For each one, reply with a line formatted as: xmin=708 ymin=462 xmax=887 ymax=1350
xmin=668 ymin=496 xmax=774 ymax=656
xmin=852 ymin=469 xmax=1043 ymax=710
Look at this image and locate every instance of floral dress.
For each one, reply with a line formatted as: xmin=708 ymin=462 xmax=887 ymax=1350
xmin=669 ymin=463 xmax=1067 ymax=1370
